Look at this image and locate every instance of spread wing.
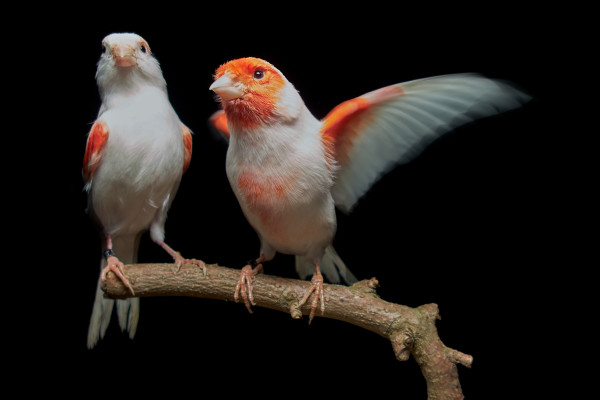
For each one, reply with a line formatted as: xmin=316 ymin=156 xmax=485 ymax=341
xmin=320 ymin=74 xmax=530 ymax=212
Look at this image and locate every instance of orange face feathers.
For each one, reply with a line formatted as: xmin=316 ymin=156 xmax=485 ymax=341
xmin=213 ymin=57 xmax=285 ymax=95
xmin=211 ymin=57 xmax=287 ymax=129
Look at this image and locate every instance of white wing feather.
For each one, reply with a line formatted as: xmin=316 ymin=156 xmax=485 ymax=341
xmin=330 ymin=74 xmax=530 ymax=212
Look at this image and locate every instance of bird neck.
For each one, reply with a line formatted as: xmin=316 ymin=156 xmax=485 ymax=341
xmin=97 ymin=66 xmax=167 ymax=105
xmin=228 ymin=104 xmax=321 ymax=166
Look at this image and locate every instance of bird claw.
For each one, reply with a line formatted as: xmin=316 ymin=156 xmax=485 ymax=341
xmin=234 ymin=263 xmax=263 ymax=313
xmin=159 ymin=242 xmax=207 ymax=276
xmin=173 ymin=253 xmax=207 ymax=277
xmin=297 ymin=272 xmax=325 ymax=324
xmin=101 ymin=255 xmax=135 ymax=295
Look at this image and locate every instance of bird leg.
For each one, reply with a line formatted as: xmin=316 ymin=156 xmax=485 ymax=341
xmin=100 ymin=236 xmax=135 ymax=295
xmin=297 ymin=264 xmax=325 ymax=324
xmin=234 ymin=257 xmax=265 ymax=313
xmin=158 ymin=242 xmax=207 ymax=276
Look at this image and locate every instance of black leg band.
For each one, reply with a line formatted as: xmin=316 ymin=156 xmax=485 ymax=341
xmin=104 ymin=249 xmax=116 ymax=260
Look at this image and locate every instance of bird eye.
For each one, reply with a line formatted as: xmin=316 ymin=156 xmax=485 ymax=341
xmin=101 ymin=44 xmax=108 ymax=54
xmin=140 ymin=44 xmax=148 ymax=54
xmin=253 ymin=69 xmax=265 ymax=80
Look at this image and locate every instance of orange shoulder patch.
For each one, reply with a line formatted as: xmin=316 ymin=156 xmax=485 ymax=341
xmin=320 ymin=84 xmax=405 ymax=165
xmin=321 ymin=97 xmax=371 ymax=141
xmin=181 ymin=124 xmax=193 ymax=173
xmin=82 ymin=121 xmax=109 ymax=182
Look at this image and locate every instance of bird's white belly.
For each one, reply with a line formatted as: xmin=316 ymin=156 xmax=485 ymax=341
xmin=89 ymin=114 xmax=183 ymax=237
xmin=91 ymin=177 xmax=174 ymax=236
xmin=225 ymin=114 xmax=336 ymax=258
xmin=90 ymin=163 xmax=179 ymax=237
xmin=232 ymin=166 xmax=336 ymax=257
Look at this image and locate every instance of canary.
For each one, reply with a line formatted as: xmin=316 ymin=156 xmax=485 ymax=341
xmin=210 ymin=57 xmax=528 ymax=322
xmin=84 ymin=33 xmax=200 ymax=348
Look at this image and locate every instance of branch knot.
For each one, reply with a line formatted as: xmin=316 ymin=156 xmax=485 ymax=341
xmin=390 ymin=329 xmax=415 ymax=361
xmin=349 ymin=277 xmax=380 ymax=297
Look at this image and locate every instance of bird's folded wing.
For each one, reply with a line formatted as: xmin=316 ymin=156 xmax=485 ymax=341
xmin=181 ymin=124 xmax=193 ymax=173
xmin=83 ymin=120 xmax=109 ymax=185
xmin=320 ymin=73 xmax=530 ymax=212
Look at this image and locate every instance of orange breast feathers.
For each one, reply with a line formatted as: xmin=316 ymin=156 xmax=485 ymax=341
xmin=236 ymin=168 xmax=295 ymax=217
xmin=82 ymin=121 xmax=109 ymax=182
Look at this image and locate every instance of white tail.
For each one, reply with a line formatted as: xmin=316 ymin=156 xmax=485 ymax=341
xmin=87 ymin=234 xmax=140 ymax=349
xmin=295 ymin=245 xmax=357 ymax=284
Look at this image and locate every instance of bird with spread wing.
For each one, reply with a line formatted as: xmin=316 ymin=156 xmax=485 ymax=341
xmin=209 ymin=57 xmax=529 ymax=322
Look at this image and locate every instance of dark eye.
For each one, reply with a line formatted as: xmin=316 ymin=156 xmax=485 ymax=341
xmin=101 ymin=43 xmax=108 ymax=54
xmin=140 ymin=44 xmax=147 ymax=53
xmin=253 ymin=69 xmax=265 ymax=80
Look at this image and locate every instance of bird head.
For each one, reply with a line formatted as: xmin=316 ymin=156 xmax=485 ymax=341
xmin=100 ymin=33 xmax=155 ymax=68
xmin=96 ymin=33 xmax=165 ymax=95
xmin=210 ymin=57 xmax=303 ymax=130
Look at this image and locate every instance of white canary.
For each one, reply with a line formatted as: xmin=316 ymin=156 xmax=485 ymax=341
xmin=84 ymin=33 xmax=200 ymax=348
xmin=209 ymin=57 xmax=529 ymax=322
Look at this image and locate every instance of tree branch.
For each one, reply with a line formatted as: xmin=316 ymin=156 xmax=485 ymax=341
xmin=101 ymin=262 xmax=472 ymax=399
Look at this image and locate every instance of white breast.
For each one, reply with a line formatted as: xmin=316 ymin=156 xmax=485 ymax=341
xmin=89 ymin=87 xmax=184 ymax=237
xmin=226 ymin=108 xmax=337 ymax=257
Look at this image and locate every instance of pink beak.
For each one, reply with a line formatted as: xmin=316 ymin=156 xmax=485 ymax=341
xmin=111 ymin=45 xmax=137 ymax=67
xmin=210 ymin=74 xmax=245 ymax=100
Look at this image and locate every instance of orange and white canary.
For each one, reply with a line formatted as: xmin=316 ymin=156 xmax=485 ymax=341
xmin=84 ymin=33 xmax=201 ymax=348
xmin=209 ymin=57 xmax=529 ymax=322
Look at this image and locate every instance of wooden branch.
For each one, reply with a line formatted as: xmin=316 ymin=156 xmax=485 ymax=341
xmin=101 ymin=262 xmax=473 ymax=400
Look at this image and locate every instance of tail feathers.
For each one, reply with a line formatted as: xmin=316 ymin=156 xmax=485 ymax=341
xmin=295 ymin=245 xmax=358 ymax=285
xmin=88 ymin=282 xmax=140 ymax=348
xmin=87 ymin=234 xmax=140 ymax=349
xmin=117 ymin=297 xmax=139 ymax=339
xmin=87 ymin=277 xmax=115 ymax=349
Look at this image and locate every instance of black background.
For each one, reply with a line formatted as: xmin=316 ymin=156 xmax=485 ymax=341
xmin=11 ymin=4 xmax=570 ymax=398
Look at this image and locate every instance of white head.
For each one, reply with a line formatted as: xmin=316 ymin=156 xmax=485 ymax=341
xmin=95 ymin=33 xmax=166 ymax=98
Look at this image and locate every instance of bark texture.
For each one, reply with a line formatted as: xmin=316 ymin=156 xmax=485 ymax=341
xmin=102 ymin=262 xmax=472 ymax=399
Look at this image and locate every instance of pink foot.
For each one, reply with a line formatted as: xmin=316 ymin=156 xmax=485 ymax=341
xmin=173 ymin=253 xmax=207 ymax=276
xmin=159 ymin=242 xmax=207 ymax=276
xmin=101 ymin=255 xmax=135 ymax=295
xmin=297 ymin=270 xmax=325 ymax=324
xmin=234 ymin=263 xmax=264 ymax=313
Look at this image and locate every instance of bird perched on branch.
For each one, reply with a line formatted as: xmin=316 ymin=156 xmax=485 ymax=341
xmin=209 ymin=57 xmax=529 ymax=322
xmin=83 ymin=33 xmax=202 ymax=348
